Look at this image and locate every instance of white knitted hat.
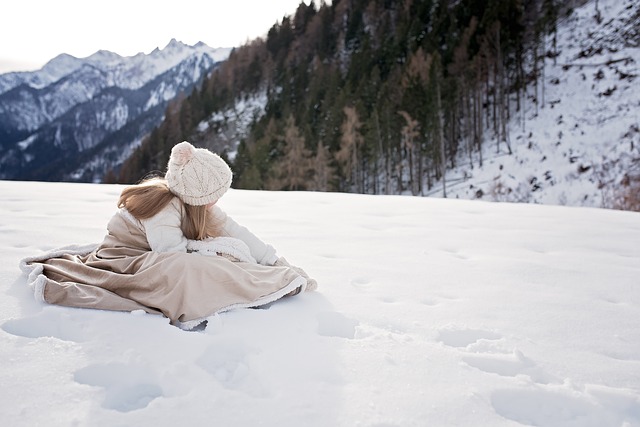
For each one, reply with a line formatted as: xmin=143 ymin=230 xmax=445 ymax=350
xmin=165 ymin=141 xmax=232 ymax=206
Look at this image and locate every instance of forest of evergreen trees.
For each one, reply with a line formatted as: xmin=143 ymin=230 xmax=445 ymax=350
xmin=115 ymin=0 xmax=579 ymax=196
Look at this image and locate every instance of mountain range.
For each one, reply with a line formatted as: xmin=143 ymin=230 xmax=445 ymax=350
xmin=0 ymin=39 xmax=231 ymax=181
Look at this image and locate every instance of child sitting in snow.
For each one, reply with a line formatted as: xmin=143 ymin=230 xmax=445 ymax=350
xmin=22 ymin=141 xmax=316 ymax=329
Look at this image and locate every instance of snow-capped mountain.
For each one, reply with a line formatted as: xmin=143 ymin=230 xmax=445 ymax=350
xmin=0 ymin=40 xmax=231 ymax=181
xmin=0 ymin=53 xmax=100 ymax=95
xmin=0 ymin=39 xmax=229 ymax=96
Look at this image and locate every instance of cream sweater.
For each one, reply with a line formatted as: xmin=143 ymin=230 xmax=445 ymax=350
xmin=123 ymin=197 xmax=278 ymax=265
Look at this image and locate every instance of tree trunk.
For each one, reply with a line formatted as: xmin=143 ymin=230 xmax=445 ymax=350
xmin=464 ymin=80 xmax=473 ymax=170
xmin=476 ymin=80 xmax=484 ymax=168
xmin=436 ymin=77 xmax=447 ymax=198
xmin=534 ymin=38 xmax=539 ymax=116
xmin=496 ymin=26 xmax=512 ymax=155
xmin=372 ymin=110 xmax=383 ymax=195
xmin=541 ymin=36 xmax=546 ymax=109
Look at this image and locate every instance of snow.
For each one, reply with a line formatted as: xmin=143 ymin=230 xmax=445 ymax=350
xmin=194 ymin=90 xmax=269 ymax=159
xmin=0 ymin=54 xmax=84 ymax=94
xmin=1 ymin=179 xmax=639 ymax=426
xmin=16 ymin=134 xmax=37 ymax=150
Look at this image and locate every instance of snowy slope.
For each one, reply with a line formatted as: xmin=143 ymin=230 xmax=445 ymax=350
xmin=192 ymin=90 xmax=269 ymax=159
xmin=1 ymin=180 xmax=639 ymax=426
xmin=431 ymin=0 xmax=640 ymax=210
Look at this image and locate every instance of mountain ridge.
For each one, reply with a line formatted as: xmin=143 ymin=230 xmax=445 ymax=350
xmin=0 ymin=40 xmax=231 ymax=182
xmin=0 ymin=39 xmax=230 ymax=94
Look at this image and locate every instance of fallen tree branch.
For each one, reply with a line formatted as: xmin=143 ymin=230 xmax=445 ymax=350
xmin=560 ymin=57 xmax=633 ymax=68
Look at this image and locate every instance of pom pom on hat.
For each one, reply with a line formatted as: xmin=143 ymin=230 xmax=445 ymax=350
xmin=165 ymin=141 xmax=232 ymax=206
xmin=169 ymin=141 xmax=194 ymax=166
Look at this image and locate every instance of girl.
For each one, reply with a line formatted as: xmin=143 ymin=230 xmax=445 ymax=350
xmin=22 ymin=141 xmax=316 ymax=329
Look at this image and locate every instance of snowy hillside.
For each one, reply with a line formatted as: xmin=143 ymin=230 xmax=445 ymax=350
xmin=435 ymin=0 xmax=640 ymax=210
xmin=1 ymin=180 xmax=639 ymax=426
xmin=192 ymin=90 xmax=269 ymax=159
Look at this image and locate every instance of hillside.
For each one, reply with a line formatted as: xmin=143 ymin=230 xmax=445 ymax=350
xmin=433 ymin=0 xmax=640 ymax=210
xmin=1 ymin=180 xmax=639 ymax=426
xmin=119 ymin=0 xmax=639 ymax=211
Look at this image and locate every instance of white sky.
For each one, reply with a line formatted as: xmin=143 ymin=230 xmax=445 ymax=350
xmin=0 ymin=0 xmax=311 ymax=73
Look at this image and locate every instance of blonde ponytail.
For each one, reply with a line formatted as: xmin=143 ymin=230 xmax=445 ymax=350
xmin=119 ymin=177 xmax=222 ymax=240
xmin=118 ymin=178 xmax=175 ymax=220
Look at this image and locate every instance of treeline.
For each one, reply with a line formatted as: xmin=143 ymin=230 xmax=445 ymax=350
xmin=116 ymin=0 xmax=572 ymax=195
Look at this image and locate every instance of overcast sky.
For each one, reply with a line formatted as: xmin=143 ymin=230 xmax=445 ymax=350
xmin=0 ymin=0 xmax=311 ymax=73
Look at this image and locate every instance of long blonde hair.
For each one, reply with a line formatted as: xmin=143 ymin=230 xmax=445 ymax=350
xmin=118 ymin=177 xmax=221 ymax=240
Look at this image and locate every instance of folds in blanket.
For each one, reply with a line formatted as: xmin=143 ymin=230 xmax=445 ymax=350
xmin=25 ymin=248 xmax=307 ymax=327
xmin=41 ymin=276 xmax=162 ymax=315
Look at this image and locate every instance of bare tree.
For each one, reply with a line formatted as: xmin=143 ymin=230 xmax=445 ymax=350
xmin=310 ymin=140 xmax=335 ymax=191
xmin=272 ymin=115 xmax=313 ymax=190
xmin=336 ymin=106 xmax=364 ymax=192
xmin=433 ymin=54 xmax=447 ymax=198
xmin=399 ymin=111 xmax=421 ymax=195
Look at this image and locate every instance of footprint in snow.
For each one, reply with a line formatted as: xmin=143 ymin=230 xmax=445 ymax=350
xmin=420 ymin=298 xmax=440 ymax=306
xmin=462 ymin=350 xmax=558 ymax=384
xmin=491 ymin=387 xmax=640 ymax=426
xmin=1 ymin=308 xmax=89 ymax=343
xmin=438 ymin=246 xmax=471 ymax=260
xmin=74 ymin=363 xmax=163 ymax=412
xmin=196 ymin=338 xmax=269 ymax=398
xmin=316 ymin=311 xmax=359 ymax=339
xmin=437 ymin=327 xmax=558 ymax=385
xmin=436 ymin=328 xmax=502 ymax=348
xmin=350 ymin=276 xmax=371 ymax=289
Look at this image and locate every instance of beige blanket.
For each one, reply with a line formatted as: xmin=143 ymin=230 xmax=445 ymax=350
xmin=20 ymin=212 xmax=306 ymax=329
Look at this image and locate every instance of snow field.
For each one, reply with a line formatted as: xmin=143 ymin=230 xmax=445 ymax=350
xmin=0 ymin=180 xmax=639 ymax=426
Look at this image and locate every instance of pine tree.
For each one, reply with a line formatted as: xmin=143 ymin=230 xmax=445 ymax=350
xmin=237 ymin=118 xmax=279 ymax=190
